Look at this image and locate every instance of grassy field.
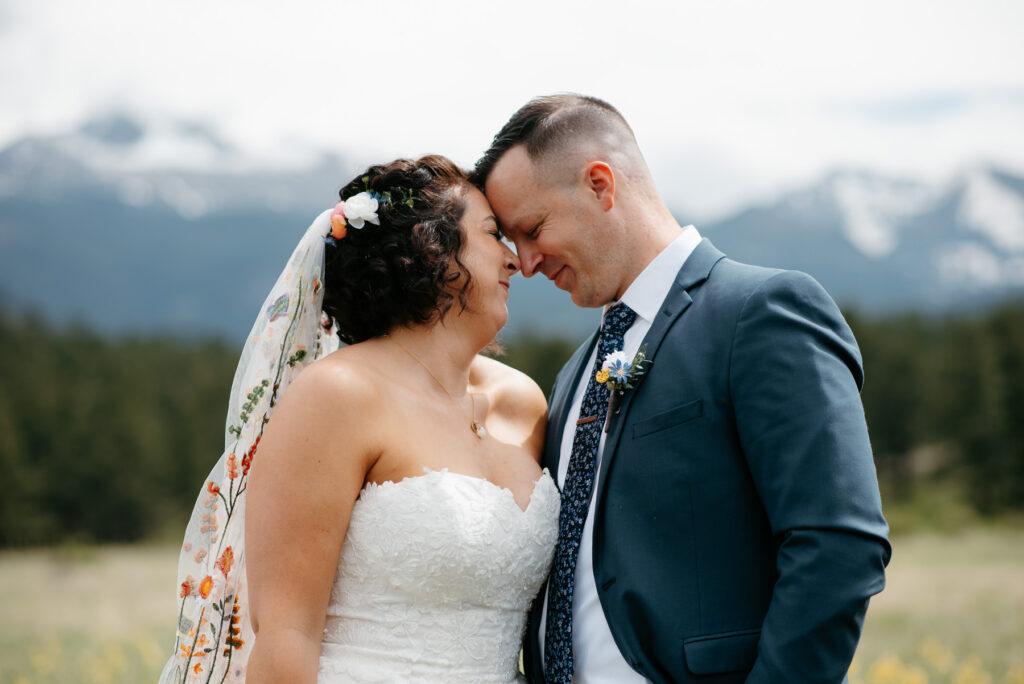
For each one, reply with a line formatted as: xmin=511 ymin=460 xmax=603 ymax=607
xmin=850 ymin=528 xmax=1024 ymax=683
xmin=1 ymin=529 xmax=1022 ymax=683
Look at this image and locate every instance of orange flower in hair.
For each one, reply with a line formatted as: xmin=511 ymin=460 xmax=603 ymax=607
xmin=330 ymin=202 xmax=348 ymax=240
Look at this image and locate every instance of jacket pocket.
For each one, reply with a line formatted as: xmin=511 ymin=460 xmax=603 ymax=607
xmin=682 ymin=628 xmax=760 ymax=675
xmin=632 ymin=399 xmax=703 ymax=438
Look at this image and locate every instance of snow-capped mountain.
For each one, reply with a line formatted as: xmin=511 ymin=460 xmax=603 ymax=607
xmin=0 ymin=112 xmax=356 ymax=217
xmin=705 ymin=166 xmax=1024 ymax=313
xmin=1 ymin=113 xmax=1022 ymax=342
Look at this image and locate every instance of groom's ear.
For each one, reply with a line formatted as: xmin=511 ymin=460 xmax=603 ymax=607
xmin=584 ymin=161 xmax=615 ymax=210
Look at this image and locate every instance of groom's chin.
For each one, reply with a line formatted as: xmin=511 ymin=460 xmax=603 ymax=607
xmin=568 ymin=293 xmax=598 ymax=309
xmin=552 ymin=267 xmax=575 ymax=295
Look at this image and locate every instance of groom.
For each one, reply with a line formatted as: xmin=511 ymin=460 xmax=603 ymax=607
xmin=473 ymin=94 xmax=891 ymax=683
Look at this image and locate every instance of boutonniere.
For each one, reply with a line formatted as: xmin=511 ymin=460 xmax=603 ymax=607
xmin=595 ymin=344 xmax=650 ymax=432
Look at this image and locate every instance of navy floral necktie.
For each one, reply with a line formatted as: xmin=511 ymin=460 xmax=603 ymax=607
xmin=544 ymin=302 xmax=637 ymax=684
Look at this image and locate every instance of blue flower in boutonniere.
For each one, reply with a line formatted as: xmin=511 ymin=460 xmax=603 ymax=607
xmin=596 ymin=344 xmax=650 ymax=432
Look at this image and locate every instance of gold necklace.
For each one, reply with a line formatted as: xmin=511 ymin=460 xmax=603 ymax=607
xmin=391 ymin=338 xmax=486 ymax=439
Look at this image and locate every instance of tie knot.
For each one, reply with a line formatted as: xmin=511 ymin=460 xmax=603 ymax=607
xmin=602 ymin=303 xmax=637 ymax=338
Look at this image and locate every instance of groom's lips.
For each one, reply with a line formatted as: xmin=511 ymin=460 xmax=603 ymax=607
xmin=550 ymin=266 xmax=568 ymax=288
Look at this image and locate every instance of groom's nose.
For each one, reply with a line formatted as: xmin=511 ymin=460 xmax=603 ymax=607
xmin=515 ymin=242 xmax=543 ymax=278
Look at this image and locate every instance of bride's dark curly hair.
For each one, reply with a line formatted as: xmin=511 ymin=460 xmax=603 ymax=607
xmin=322 ymin=155 xmax=474 ymax=344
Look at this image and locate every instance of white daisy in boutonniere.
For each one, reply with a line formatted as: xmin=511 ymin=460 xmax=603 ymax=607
xmin=596 ymin=344 xmax=650 ymax=432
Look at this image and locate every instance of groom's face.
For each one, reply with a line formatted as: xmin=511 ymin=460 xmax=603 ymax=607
xmin=484 ymin=146 xmax=620 ymax=308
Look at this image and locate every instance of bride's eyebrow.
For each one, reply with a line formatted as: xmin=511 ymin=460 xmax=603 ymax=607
xmin=483 ymin=215 xmax=507 ymax=233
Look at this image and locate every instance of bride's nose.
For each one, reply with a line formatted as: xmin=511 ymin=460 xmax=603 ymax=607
xmin=504 ymin=247 xmax=521 ymax=275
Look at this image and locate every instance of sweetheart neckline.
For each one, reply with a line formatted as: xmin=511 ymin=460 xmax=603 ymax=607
xmin=360 ymin=468 xmax=556 ymax=514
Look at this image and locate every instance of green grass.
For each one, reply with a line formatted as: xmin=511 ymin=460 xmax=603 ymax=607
xmin=851 ymin=528 xmax=1024 ymax=683
xmin=0 ymin=544 xmax=176 ymax=683
xmin=1 ymin=529 xmax=1023 ymax=683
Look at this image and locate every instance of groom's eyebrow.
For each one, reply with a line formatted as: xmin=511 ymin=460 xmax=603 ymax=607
xmin=495 ymin=214 xmax=526 ymax=236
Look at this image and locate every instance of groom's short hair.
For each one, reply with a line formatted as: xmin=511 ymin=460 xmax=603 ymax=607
xmin=472 ymin=93 xmax=636 ymax=188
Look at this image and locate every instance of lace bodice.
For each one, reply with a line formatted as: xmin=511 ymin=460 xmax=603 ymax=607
xmin=317 ymin=468 xmax=559 ymax=683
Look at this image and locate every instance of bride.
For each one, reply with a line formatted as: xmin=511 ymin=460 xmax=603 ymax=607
xmin=160 ymin=155 xmax=559 ymax=683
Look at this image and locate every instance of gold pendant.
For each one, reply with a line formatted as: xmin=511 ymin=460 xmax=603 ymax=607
xmin=471 ymin=422 xmax=487 ymax=438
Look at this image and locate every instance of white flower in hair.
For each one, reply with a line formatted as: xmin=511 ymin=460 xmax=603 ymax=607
xmin=343 ymin=192 xmax=380 ymax=229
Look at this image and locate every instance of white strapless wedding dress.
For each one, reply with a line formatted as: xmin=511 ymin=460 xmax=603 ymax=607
xmin=317 ymin=468 xmax=559 ymax=683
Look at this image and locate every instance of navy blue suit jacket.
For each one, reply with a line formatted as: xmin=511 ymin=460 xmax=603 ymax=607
xmin=524 ymin=239 xmax=891 ymax=683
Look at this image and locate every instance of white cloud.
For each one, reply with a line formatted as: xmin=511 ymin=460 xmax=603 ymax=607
xmin=1 ymin=0 xmax=1022 ymax=216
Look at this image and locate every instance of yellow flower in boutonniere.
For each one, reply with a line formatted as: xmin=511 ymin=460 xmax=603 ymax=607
xmin=595 ymin=369 xmax=610 ymax=384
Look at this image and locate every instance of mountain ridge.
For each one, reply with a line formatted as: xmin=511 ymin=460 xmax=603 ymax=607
xmin=2 ymin=115 xmax=1022 ymax=343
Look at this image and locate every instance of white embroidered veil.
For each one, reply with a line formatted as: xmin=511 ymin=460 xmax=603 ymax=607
xmin=159 ymin=209 xmax=340 ymax=683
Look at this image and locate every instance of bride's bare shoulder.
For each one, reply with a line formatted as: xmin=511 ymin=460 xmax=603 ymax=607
xmin=271 ymin=345 xmax=390 ymax=431
xmin=471 ymin=354 xmax=547 ymax=426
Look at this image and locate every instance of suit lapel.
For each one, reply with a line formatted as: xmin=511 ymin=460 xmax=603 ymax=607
xmin=595 ymin=239 xmax=726 ymax=499
xmin=545 ymin=330 xmax=599 ymax=480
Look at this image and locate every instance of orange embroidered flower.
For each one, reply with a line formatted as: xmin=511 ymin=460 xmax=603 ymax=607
xmin=197 ymin=634 xmax=209 ymax=648
xmin=194 ymin=548 xmax=208 ymax=564
xmin=199 ymin=575 xmax=214 ymax=599
xmin=207 ymin=481 xmax=220 ymax=495
xmin=242 ymin=436 xmax=260 ymax=477
xmin=179 ymin=643 xmax=192 ymax=659
xmin=223 ymin=597 xmax=246 ymax=655
xmin=227 ymin=453 xmax=239 ymax=479
xmin=193 ymin=662 xmax=203 ymax=674
xmin=180 ymin=575 xmax=195 ymax=598
xmin=217 ymin=546 xmax=234 ymax=577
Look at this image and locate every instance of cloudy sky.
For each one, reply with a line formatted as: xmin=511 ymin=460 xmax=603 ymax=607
xmin=1 ymin=0 xmax=1021 ymax=218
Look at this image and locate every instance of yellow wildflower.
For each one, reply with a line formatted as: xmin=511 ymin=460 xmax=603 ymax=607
xmin=919 ymin=635 xmax=954 ymax=675
xmin=1005 ymin=664 xmax=1024 ymax=684
xmin=953 ymin=655 xmax=991 ymax=684
xmin=868 ymin=655 xmax=904 ymax=683
xmin=595 ymin=369 xmax=610 ymax=384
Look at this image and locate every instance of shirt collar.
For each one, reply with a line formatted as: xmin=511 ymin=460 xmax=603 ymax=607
xmin=607 ymin=226 xmax=702 ymax=325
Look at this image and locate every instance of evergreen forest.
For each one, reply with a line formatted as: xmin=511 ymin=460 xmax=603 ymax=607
xmin=2 ymin=303 xmax=1022 ymax=546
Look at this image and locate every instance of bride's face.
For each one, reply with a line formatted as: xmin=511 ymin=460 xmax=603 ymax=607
xmin=455 ymin=186 xmax=520 ymax=334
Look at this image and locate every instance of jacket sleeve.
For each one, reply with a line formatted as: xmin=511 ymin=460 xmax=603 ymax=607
xmin=727 ymin=270 xmax=891 ymax=683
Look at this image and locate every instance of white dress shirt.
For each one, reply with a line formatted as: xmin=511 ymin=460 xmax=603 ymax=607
xmin=539 ymin=226 xmax=702 ymax=683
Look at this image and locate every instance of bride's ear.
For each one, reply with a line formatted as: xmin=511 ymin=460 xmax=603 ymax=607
xmin=584 ymin=161 xmax=615 ymax=211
